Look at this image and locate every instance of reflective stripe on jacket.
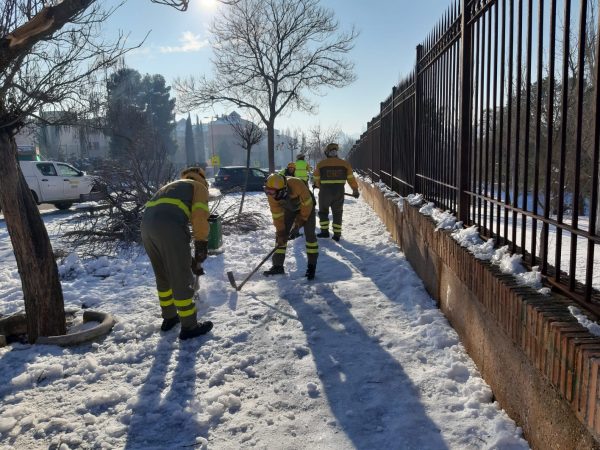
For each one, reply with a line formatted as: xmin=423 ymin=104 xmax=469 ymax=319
xmin=267 ymin=177 xmax=313 ymax=233
xmin=144 ymin=179 xmax=210 ymax=241
xmin=313 ymin=157 xmax=358 ymax=190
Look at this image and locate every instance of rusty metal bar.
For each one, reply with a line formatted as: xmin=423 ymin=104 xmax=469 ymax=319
xmin=587 ymin=0 xmax=600 ymax=301
xmin=490 ymin=0 xmax=499 ymax=238
xmin=484 ymin=5 xmax=492 ymax=237
xmin=458 ymin=0 xmax=473 ymax=224
xmin=497 ymin=0 xmax=507 ymax=245
xmin=532 ymin=0 xmax=544 ymax=268
xmin=541 ymin=0 xmax=557 ymax=274
xmin=504 ymin=0 xmax=514 ymax=250
xmin=477 ymin=14 xmax=484 ymax=226
xmin=390 ymin=86 xmax=396 ymax=193
xmin=555 ymin=0 xmax=571 ymax=284
xmin=414 ymin=45 xmax=423 ymax=195
xmin=521 ymin=0 xmax=533 ymax=261
xmin=569 ymin=0 xmax=586 ymax=291
xmin=512 ymin=0 xmax=523 ymax=252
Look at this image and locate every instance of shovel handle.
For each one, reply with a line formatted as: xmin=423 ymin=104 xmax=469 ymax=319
xmin=236 ymin=246 xmax=278 ymax=291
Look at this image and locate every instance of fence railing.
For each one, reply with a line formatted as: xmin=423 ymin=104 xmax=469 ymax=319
xmin=348 ymin=0 xmax=600 ymax=312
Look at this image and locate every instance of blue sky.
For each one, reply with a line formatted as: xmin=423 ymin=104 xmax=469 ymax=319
xmin=104 ymin=0 xmax=451 ymax=137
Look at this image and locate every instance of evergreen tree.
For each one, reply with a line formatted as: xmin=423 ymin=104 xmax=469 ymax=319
xmin=195 ymin=115 xmax=206 ymax=166
xmin=107 ymin=68 xmax=142 ymax=158
xmin=107 ymin=68 xmax=176 ymax=159
xmin=185 ymin=114 xmax=196 ymax=165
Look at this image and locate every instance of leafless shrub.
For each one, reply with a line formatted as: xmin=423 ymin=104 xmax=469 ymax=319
xmin=60 ymin=131 xmax=176 ymax=257
xmin=209 ymin=191 xmax=267 ymax=235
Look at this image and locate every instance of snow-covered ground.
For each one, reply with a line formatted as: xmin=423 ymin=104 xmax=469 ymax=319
xmin=0 ymin=192 xmax=529 ymax=449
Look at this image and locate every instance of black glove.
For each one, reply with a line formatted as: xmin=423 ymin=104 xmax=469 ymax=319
xmin=276 ymin=230 xmax=287 ymax=247
xmin=352 ymin=190 xmax=360 ymax=199
xmin=191 ymin=259 xmax=205 ymax=276
xmin=191 ymin=241 xmax=207 ymax=276
xmin=194 ymin=240 xmax=208 ymax=263
xmin=289 ymin=226 xmax=301 ymax=240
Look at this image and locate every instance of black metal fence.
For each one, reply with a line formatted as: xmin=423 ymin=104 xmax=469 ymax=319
xmin=348 ymin=0 xmax=600 ymax=312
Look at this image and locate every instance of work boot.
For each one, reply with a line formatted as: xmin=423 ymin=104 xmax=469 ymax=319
xmin=263 ymin=265 xmax=285 ymax=276
xmin=332 ymin=233 xmax=341 ymax=242
xmin=160 ymin=316 xmax=179 ymax=332
xmin=305 ymin=264 xmax=316 ymax=280
xmin=179 ymin=321 xmax=213 ymax=340
xmin=317 ymin=230 xmax=330 ymax=238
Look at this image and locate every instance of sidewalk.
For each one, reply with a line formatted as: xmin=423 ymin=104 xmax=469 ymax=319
xmin=0 ymin=192 xmax=529 ymax=449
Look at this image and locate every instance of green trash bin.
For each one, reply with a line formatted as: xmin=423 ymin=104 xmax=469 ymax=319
xmin=208 ymin=214 xmax=222 ymax=250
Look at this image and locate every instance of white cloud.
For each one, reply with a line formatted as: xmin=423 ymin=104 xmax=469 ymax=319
xmin=159 ymin=31 xmax=208 ymax=53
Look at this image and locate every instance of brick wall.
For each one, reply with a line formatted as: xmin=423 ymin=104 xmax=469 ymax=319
xmin=359 ymin=179 xmax=600 ymax=450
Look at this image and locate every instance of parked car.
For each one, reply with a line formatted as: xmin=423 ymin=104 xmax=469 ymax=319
xmin=19 ymin=160 xmax=102 ymax=210
xmin=213 ymin=166 xmax=269 ymax=192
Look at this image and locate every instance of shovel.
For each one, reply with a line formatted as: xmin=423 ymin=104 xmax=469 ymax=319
xmin=227 ymin=247 xmax=278 ymax=292
xmin=227 ymin=229 xmax=297 ymax=291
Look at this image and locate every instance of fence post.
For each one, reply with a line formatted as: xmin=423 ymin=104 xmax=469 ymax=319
xmin=368 ymin=120 xmax=373 ymax=182
xmin=380 ymin=102 xmax=385 ymax=183
xmin=413 ymin=44 xmax=423 ymax=194
xmin=457 ymin=0 xmax=472 ymax=223
xmin=391 ymin=86 xmax=396 ymax=192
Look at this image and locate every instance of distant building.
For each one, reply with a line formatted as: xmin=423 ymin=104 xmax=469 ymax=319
xmin=14 ymin=116 xmax=110 ymax=165
xmin=173 ymin=111 xmax=295 ymax=172
xmin=174 ymin=112 xmax=269 ymax=171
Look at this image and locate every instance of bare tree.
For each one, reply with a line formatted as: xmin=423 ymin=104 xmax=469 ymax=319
xmin=0 ymin=1 xmax=183 ymax=342
xmin=285 ymin=131 xmax=300 ymax=163
xmin=62 ymin=124 xmax=176 ymax=257
xmin=175 ymin=0 xmax=358 ymax=172
xmin=226 ymin=114 xmax=264 ymax=215
xmin=307 ymin=124 xmax=341 ymax=168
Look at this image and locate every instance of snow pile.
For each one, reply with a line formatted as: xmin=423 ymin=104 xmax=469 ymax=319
xmin=419 ymin=204 xmax=459 ymax=231
xmin=407 ymin=193 xmax=424 ymax=206
xmin=58 ymin=254 xmax=120 ymax=280
xmin=569 ymin=306 xmax=600 ymax=337
xmin=58 ymin=253 xmax=86 ymax=279
xmin=373 ymin=182 xmax=548 ymax=293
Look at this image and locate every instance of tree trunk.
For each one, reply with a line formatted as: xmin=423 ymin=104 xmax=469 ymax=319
xmin=0 ymin=130 xmax=66 ymax=342
xmin=239 ymin=147 xmax=252 ymax=216
xmin=597 ymin=163 xmax=600 ymax=234
xmin=267 ymin=122 xmax=275 ymax=173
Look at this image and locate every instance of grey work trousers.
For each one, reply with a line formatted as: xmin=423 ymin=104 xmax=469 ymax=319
xmin=318 ymin=186 xmax=345 ymax=236
xmin=141 ymin=214 xmax=198 ymax=329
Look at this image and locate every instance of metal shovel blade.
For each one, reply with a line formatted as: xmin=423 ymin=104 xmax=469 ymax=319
xmin=227 ymin=271 xmax=238 ymax=290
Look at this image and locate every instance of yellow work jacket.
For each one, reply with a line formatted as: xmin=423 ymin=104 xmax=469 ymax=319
xmin=313 ymin=157 xmax=358 ymax=190
xmin=145 ymin=179 xmax=210 ymax=241
xmin=267 ymin=177 xmax=313 ymax=233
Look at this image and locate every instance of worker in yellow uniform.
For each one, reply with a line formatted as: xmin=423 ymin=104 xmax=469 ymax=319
xmin=294 ymin=152 xmax=311 ymax=184
xmin=313 ymin=143 xmax=359 ymax=242
xmin=263 ymin=173 xmax=319 ymax=280
xmin=141 ymin=167 xmax=214 ymax=340
xmin=278 ymin=162 xmax=296 ymax=177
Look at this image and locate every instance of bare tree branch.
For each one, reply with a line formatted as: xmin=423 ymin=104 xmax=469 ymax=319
xmin=175 ymin=0 xmax=357 ymax=172
xmin=225 ymin=113 xmax=265 ymax=215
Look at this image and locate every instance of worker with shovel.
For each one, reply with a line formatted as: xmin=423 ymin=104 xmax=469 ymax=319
xmin=141 ymin=166 xmax=214 ymax=340
xmin=263 ymin=173 xmax=319 ymax=280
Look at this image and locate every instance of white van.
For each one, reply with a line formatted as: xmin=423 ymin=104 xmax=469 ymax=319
xmin=19 ymin=161 xmax=99 ymax=210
